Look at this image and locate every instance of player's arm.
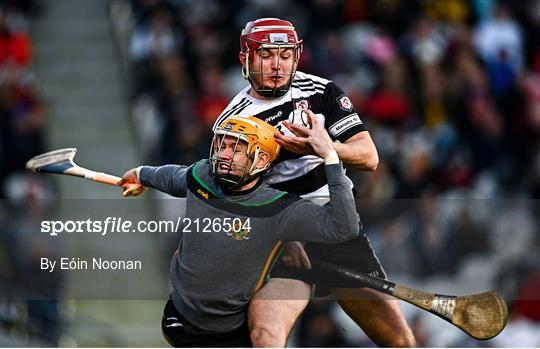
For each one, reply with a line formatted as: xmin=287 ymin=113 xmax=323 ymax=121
xmin=278 ymin=163 xmax=360 ymax=243
xmin=276 ymin=112 xmax=359 ymax=242
xmin=333 ymin=131 xmax=378 ymax=171
xmin=120 ymin=164 xmax=191 ymax=197
xmin=277 ymin=82 xmax=378 ymax=171
xmin=277 ymin=115 xmax=378 ymax=171
xmin=324 ymin=82 xmax=378 ymax=171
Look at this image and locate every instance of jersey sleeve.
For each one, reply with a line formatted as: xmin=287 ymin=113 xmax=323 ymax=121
xmin=276 ymin=164 xmax=359 ymax=243
xmin=139 ymin=164 xmax=192 ymax=197
xmin=323 ymin=82 xmax=366 ymax=142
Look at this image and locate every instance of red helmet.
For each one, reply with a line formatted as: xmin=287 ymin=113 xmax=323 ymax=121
xmin=240 ymin=18 xmax=303 ymax=59
xmin=240 ymin=18 xmax=303 ymax=97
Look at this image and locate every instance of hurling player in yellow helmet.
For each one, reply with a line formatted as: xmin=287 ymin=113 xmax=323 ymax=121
xmin=119 ymin=112 xmax=360 ymax=347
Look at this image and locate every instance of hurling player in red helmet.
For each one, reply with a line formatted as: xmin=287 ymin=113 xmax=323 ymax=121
xmin=239 ymin=18 xmax=303 ymax=98
xmin=215 ymin=18 xmax=416 ymax=347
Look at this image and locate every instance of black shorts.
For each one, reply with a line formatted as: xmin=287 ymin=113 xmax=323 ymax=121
xmin=161 ymin=300 xmax=252 ymax=347
xmin=269 ymin=231 xmax=386 ymax=297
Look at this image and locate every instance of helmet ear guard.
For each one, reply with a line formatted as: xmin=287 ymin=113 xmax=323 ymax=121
xmin=241 ymin=63 xmax=249 ymax=80
xmin=248 ymin=144 xmax=272 ymax=176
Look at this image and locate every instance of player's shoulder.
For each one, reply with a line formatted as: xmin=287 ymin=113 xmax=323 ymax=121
xmin=222 ymin=85 xmax=251 ymax=108
xmin=293 ymin=71 xmax=332 ymax=90
xmin=189 ymin=159 xmax=214 ymax=186
xmin=294 ymin=71 xmax=332 ymax=86
xmin=214 ymin=85 xmax=253 ymax=130
xmin=292 ymin=71 xmax=340 ymax=97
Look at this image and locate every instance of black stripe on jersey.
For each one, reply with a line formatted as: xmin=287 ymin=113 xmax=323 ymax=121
xmin=295 ymin=77 xmax=327 ymax=84
xmin=292 ymin=83 xmax=325 ymax=91
xmin=215 ymin=98 xmax=251 ymax=129
xmin=186 ymin=162 xmax=301 ymax=217
xmin=230 ymin=100 xmax=251 ymax=116
xmin=222 ymin=98 xmax=247 ymax=117
xmin=292 ymin=85 xmax=325 ymax=94
xmin=269 ymin=164 xmax=328 ymax=195
xmin=294 ymin=80 xmax=326 ymax=89
xmin=292 ymin=80 xmax=325 ymax=88
xmin=294 ymin=78 xmax=327 ymax=90
xmin=219 ymin=98 xmax=251 ymax=124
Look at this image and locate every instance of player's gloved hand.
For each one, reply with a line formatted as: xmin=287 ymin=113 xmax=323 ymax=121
xmin=275 ymin=110 xmax=336 ymax=160
xmin=281 ymin=241 xmax=311 ymax=270
xmin=118 ymin=167 xmax=147 ymax=197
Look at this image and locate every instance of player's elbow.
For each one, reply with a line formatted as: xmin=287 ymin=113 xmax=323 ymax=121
xmin=365 ymin=150 xmax=379 ymax=172
xmin=348 ymin=221 xmax=360 ymax=239
xmin=334 ymin=220 xmax=360 ymax=241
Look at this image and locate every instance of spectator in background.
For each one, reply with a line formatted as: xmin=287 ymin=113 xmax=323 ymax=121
xmin=0 ymin=63 xmax=45 ymax=191
xmin=130 ymin=2 xmax=180 ymax=62
xmin=0 ymin=0 xmax=40 ymax=19
xmin=194 ymin=61 xmax=229 ymax=130
xmin=474 ymin=3 xmax=524 ymax=88
xmin=130 ymin=2 xmax=182 ymax=96
xmin=362 ymin=57 xmax=412 ymax=124
xmin=493 ymin=256 xmax=540 ymax=347
xmin=1 ymin=173 xmax=60 ymax=346
xmin=154 ymin=55 xmax=201 ymax=166
xmin=0 ymin=16 xmax=32 ymax=69
xmin=0 ymin=7 xmax=45 ymax=196
xmin=513 ymin=266 xmax=540 ymax=323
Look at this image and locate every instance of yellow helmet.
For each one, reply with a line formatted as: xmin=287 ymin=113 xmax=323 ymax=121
xmin=210 ymin=115 xmax=281 ymax=189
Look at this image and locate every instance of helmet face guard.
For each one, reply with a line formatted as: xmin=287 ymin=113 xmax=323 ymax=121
xmin=210 ymin=116 xmax=280 ymax=190
xmin=240 ymin=18 xmax=303 ymax=98
xmin=242 ymin=41 xmax=302 ymax=98
xmin=210 ymin=131 xmax=253 ymax=190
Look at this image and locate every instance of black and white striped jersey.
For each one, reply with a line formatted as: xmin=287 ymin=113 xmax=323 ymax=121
xmin=213 ymin=71 xmax=366 ymax=201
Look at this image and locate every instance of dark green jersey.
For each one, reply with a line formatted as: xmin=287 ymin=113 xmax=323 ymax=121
xmin=139 ymin=159 xmax=358 ymax=334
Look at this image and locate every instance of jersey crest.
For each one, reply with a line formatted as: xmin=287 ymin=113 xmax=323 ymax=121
xmin=228 ymin=220 xmax=251 ymax=240
xmin=337 ymin=94 xmax=353 ymax=112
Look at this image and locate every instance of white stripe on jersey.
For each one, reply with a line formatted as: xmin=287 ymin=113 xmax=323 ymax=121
xmin=328 ymin=113 xmax=363 ymax=138
xmin=295 ymin=72 xmax=331 ymax=85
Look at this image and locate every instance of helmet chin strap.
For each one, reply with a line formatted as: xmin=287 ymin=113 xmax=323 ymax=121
xmin=215 ymin=165 xmax=265 ymax=190
xmin=215 ymin=173 xmax=245 ymax=190
xmin=254 ymin=79 xmax=292 ymax=98
xmin=216 ymin=171 xmax=263 ymax=191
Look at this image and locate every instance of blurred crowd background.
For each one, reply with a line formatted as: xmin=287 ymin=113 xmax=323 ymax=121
xmin=0 ymin=1 xmax=62 ymax=346
xmin=1 ymin=0 xmax=540 ymax=347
